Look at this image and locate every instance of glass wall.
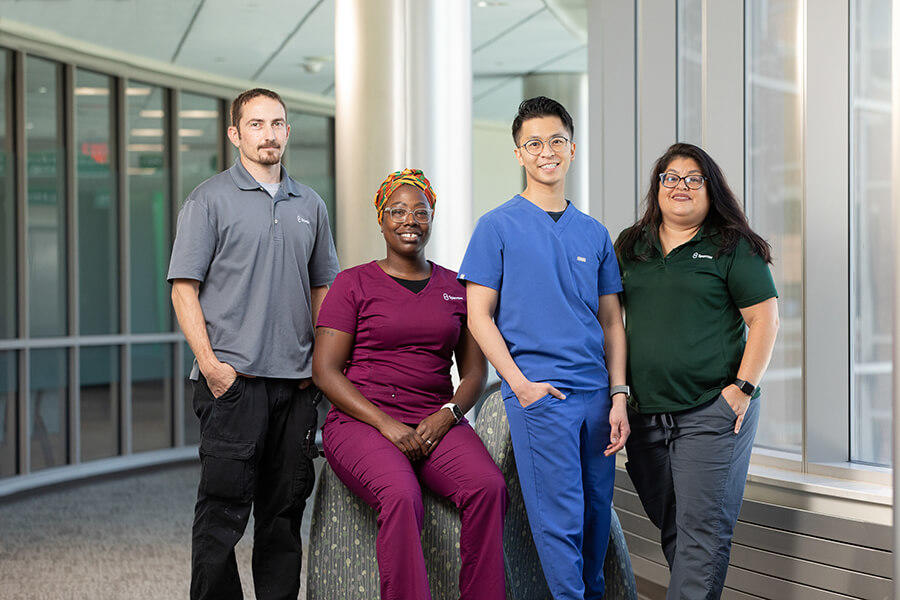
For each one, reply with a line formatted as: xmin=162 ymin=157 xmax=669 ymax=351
xmin=0 ymin=50 xmax=15 ymax=340
xmin=677 ymin=0 xmax=703 ymax=145
xmin=128 ymin=82 xmax=171 ymax=334
xmin=0 ymin=352 xmax=16 ymax=478
xmin=80 ymin=345 xmax=119 ymax=461
xmin=76 ymin=70 xmax=118 ymax=335
xmin=851 ymin=0 xmax=892 ymax=466
xmin=26 ymin=56 xmax=67 ymax=338
xmin=30 ymin=347 xmax=67 ymax=471
xmin=745 ymin=0 xmax=803 ymax=453
xmin=179 ymin=92 xmax=220 ymax=203
xmin=286 ymin=111 xmax=336 ymax=237
xmin=0 ymin=47 xmax=334 ymax=480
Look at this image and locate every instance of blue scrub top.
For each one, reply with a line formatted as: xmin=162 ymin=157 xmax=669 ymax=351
xmin=459 ymin=195 xmax=622 ymax=396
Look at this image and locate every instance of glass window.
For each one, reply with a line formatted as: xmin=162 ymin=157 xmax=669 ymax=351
xmin=76 ymin=70 xmax=119 ymax=335
xmin=850 ymin=0 xmax=892 ymax=466
xmin=80 ymin=345 xmax=119 ymax=461
xmin=0 ymin=50 xmax=15 ymax=339
xmin=179 ymin=93 xmax=220 ymax=203
xmin=745 ymin=0 xmax=803 ymax=453
xmin=286 ymin=111 xmax=336 ymax=238
xmin=131 ymin=343 xmax=172 ymax=452
xmin=26 ymin=56 xmax=67 ymax=338
xmin=677 ymin=0 xmax=703 ymax=144
xmin=30 ymin=347 xmax=68 ymax=471
xmin=183 ymin=343 xmax=199 ymax=445
xmin=0 ymin=351 xmax=16 ymax=478
xmin=128 ymin=82 xmax=171 ymax=334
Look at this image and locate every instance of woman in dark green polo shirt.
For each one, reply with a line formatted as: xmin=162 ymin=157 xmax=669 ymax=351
xmin=615 ymin=143 xmax=779 ymax=599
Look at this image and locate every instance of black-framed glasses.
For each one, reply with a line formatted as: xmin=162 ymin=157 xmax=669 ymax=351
xmin=659 ymin=172 xmax=706 ymax=190
xmin=386 ymin=207 xmax=432 ymax=224
xmin=518 ymin=135 xmax=570 ymax=156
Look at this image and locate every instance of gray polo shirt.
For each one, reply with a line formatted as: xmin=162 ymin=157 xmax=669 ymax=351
xmin=167 ymin=159 xmax=340 ymax=380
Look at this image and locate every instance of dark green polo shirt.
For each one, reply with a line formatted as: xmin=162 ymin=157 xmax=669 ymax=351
xmin=616 ymin=226 xmax=777 ymax=414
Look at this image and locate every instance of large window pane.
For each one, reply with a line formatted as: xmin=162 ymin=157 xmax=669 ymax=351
xmin=179 ymin=93 xmax=220 ymax=203
xmin=183 ymin=343 xmax=199 ymax=445
xmin=80 ymin=345 xmax=119 ymax=461
xmin=128 ymin=82 xmax=171 ymax=334
xmin=27 ymin=56 xmax=67 ymax=337
xmin=286 ymin=112 xmax=336 ymax=238
xmin=30 ymin=347 xmax=68 ymax=471
xmin=132 ymin=343 xmax=172 ymax=452
xmin=746 ymin=0 xmax=803 ymax=453
xmin=0 ymin=50 xmax=15 ymax=339
xmin=77 ymin=70 xmax=118 ymax=335
xmin=0 ymin=351 xmax=16 ymax=478
xmin=851 ymin=0 xmax=892 ymax=465
xmin=677 ymin=0 xmax=703 ymax=144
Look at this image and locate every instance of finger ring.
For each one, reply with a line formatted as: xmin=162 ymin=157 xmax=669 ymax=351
xmin=425 ymin=439 xmax=433 ymax=445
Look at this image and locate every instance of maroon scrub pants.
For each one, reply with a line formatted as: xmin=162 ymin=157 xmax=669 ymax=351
xmin=322 ymin=415 xmax=508 ymax=600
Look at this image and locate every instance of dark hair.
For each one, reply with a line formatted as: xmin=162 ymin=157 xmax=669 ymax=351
xmin=230 ymin=88 xmax=286 ymax=129
xmin=615 ymin=143 xmax=772 ymax=264
xmin=511 ymin=96 xmax=574 ymax=145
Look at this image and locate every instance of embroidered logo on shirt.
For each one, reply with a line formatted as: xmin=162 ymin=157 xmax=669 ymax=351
xmin=692 ymin=252 xmax=713 ymax=259
xmin=443 ymin=293 xmax=463 ymax=301
xmin=297 ymin=216 xmax=310 ymax=225
xmin=576 ymin=256 xmax=587 ymax=263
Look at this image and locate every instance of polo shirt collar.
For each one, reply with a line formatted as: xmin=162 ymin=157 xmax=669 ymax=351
xmin=641 ymin=222 xmax=715 ymax=256
xmin=229 ymin=159 xmax=303 ymax=198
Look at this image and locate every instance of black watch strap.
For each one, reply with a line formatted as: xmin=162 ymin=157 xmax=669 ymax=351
xmin=733 ymin=378 xmax=756 ymax=396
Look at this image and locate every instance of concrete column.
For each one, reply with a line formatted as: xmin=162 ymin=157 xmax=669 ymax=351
xmin=523 ymin=73 xmax=589 ymax=214
xmin=891 ymin=0 xmax=900 ymax=591
xmin=334 ymin=0 xmax=472 ymax=270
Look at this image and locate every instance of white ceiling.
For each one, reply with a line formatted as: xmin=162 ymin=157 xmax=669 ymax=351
xmin=0 ymin=0 xmax=586 ymax=121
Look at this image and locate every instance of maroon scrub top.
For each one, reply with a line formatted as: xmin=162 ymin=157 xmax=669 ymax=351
xmin=317 ymin=261 xmax=467 ymax=424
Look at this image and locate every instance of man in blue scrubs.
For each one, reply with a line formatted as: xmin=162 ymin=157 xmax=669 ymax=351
xmin=460 ymin=96 xmax=629 ymax=599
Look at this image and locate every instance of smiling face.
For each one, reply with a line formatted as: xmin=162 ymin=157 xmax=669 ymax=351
xmin=513 ymin=115 xmax=574 ymax=188
xmin=227 ymin=95 xmax=290 ymax=167
xmin=380 ymin=185 xmax=432 ymax=258
xmin=657 ymin=156 xmax=710 ymax=228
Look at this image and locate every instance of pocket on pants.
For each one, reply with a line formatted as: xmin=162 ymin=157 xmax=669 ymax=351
xmin=199 ymin=435 xmax=256 ymax=503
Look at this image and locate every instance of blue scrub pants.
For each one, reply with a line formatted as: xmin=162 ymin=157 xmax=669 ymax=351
xmin=504 ymin=388 xmax=616 ymax=600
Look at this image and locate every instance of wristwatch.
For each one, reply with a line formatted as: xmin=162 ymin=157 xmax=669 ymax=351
xmin=441 ymin=402 xmax=464 ymax=423
xmin=610 ymin=385 xmax=630 ymax=400
xmin=733 ymin=379 xmax=756 ymax=396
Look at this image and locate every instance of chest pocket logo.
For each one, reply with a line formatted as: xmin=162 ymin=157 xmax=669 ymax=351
xmin=576 ymin=256 xmax=587 ymax=263
xmin=297 ymin=215 xmax=310 ymax=225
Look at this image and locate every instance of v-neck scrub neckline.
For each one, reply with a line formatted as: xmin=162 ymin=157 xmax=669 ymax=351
xmin=374 ymin=261 xmax=435 ymax=296
xmin=458 ymin=195 xmax=623 ymax=397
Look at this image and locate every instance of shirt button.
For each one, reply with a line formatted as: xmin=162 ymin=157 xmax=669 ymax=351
xmin=391 ymin=394 xmax=395 ymax=398
xmin=274 ymin=218 xmax=278 ymax=224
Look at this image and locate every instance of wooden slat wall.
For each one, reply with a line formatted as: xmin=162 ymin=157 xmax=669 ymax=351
xmin=613 ymin=469 xmax=892 ymax=600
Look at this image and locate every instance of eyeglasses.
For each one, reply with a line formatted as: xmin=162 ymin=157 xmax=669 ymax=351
xmin=385 ymin=207 xmax=432 ymax=224
xmin=659 ymin=172 xmax=706 ymax=190
xmin=518 ymin=135 xmax=570 ymax=156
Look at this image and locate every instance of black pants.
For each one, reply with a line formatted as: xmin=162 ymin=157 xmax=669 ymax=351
xmin=190 ymin=375 xmax=319 ymax=600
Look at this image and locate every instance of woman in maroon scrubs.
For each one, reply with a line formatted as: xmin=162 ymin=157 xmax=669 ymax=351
xmin=311 ymin=169 xmax=508 ymax=600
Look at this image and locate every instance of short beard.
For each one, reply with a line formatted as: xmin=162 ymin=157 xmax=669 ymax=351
xmin=256 ymin=149 xmax=281 ymax=165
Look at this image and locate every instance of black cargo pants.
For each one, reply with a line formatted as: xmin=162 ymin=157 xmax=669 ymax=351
xmin=190 ymin=374 xmax=319 ymax=600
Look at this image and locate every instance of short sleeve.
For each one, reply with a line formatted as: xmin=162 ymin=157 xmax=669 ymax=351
xmin=308 ymin=199 xmax=340 ymax=287
xmin=167 ymin=198 xmax=216 ymax=283
xmin=597 ymin=225 xmax=623 ymax=296
xmin=315 ymin=270 xmax=359 ymax=335
xmin=458 ymin=217 xmax=503 ymax=290
xmin=726 ymin=238 xmax=778 ymax=308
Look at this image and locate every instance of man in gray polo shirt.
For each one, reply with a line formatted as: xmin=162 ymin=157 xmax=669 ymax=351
xmin=168 ymin=88 xmax=339 ymax=600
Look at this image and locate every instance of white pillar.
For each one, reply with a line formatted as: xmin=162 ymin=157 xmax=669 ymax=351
xmin=334 ymin=0 xmax=472 ymax=270
xmin=891 ymin=0 xmax=900 ymax=591
xmin=523 ymin=73 xmax=589 ymax=214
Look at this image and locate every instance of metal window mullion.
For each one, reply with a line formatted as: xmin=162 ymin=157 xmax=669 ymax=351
xmin=14 ymin=50 xmax=29 ymax=475
xmin=803 ymin=0 xmax=851 ymax=466
xmin=64 ymin=62 xmax=79 ymax=465
xmin=218 ymin=97 xmax=228 ymax=172
xmin=117 ymin=76 xmax=132 ymax=456
xmin=168 ymin=87 xmax=182 ymax=448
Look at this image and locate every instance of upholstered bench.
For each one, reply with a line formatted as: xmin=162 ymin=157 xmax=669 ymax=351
xmin=306 ymin=389 xmax=637 ymax=600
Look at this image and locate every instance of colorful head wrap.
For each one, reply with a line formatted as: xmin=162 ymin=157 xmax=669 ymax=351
xmin=374 ymin=168 xmax=437 ymax=224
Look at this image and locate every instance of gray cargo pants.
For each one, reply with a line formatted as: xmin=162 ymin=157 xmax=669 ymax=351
xmin=624 ymin=394 xmax=759 ymax=600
